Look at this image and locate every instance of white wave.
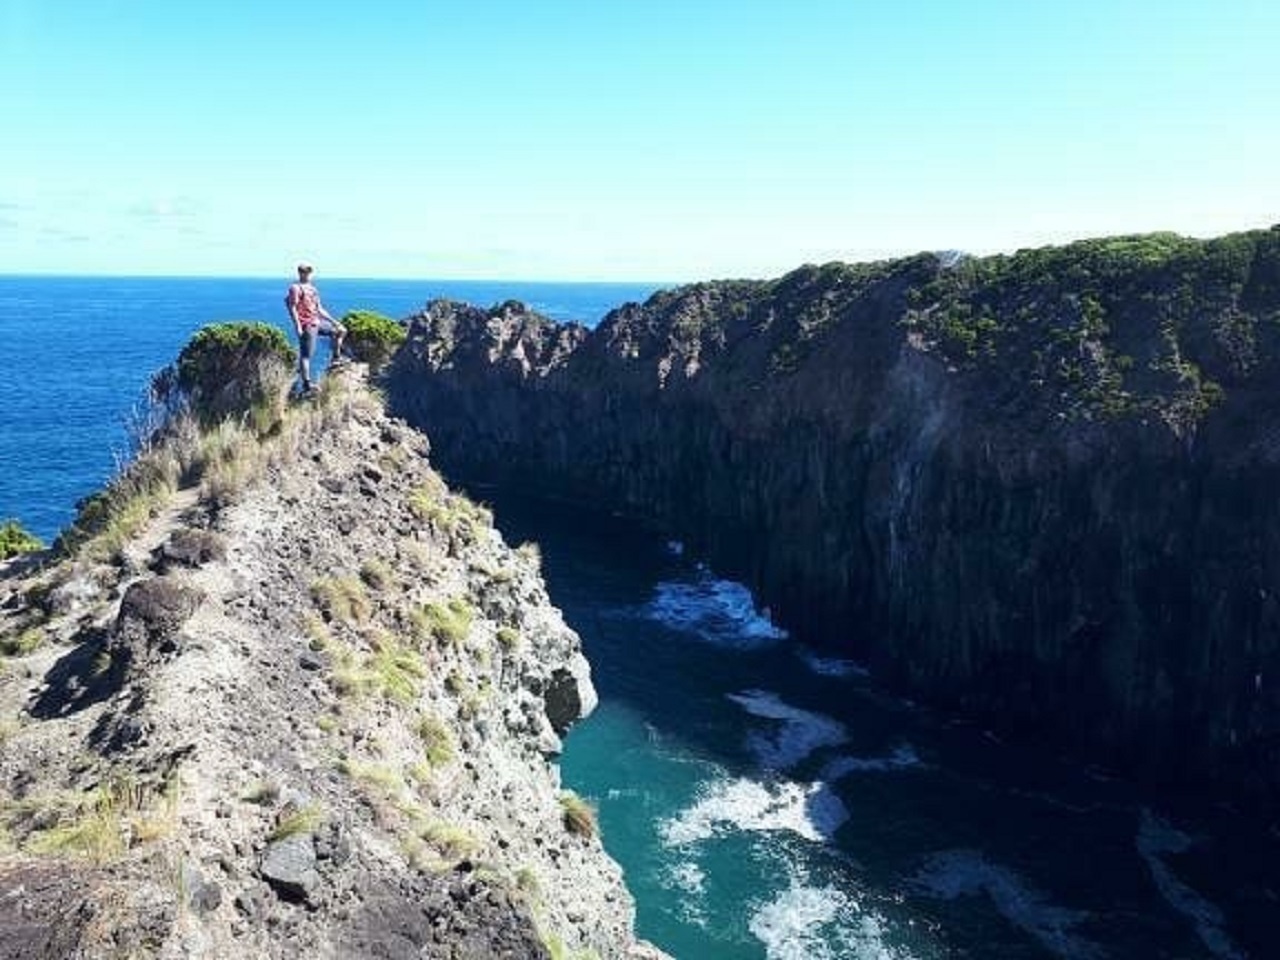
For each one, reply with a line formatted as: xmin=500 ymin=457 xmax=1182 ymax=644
xmin=659 ymin=776 xmax=849 ymax=846
xmin=797 ymin=647 xmax=871 ymax=678
xmin=661 ymin=860 xmax=709 ymax=928
xmin=727 ymin=689 xmax=849 ymax=770
xmin=1137 ymin=809 xmax=1246 ymax=960
xmin=821 ymin=745 xmax=922 ymax=780
xmin=911 ymin=849 xmax=1104 ymax=960
xmin=643 ymin=568 xmax=787 ymax=648
xmin=749 ymin=882 xmax=910 ymax=960
xmin=666 ymin=860 xmax=706 ymax=896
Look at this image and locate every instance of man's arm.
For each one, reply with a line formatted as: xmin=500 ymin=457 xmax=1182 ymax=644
xmin=284 ymin=285 xmax=303 ymax=334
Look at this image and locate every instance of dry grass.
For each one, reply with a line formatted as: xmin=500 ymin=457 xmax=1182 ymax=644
xmin=3 ymin=776 xmax=177 ymax=864
xmin=411 ymin=597 xmax=474 ymax=647
xmin=417 ymin=820 xmax=478 ymax=861
xmin=268 ymin=804 xmax=326 ymax=841
xmin=310 ymin=576 xmax=372 ymax=626
xmin=415 ymin=713 xmax=455 ymax=768
xmin=407 ymin=478 xmax=493 ymax=547
xmin=496 ymin=626 xmax=521 ymax=652
xmin=336 ymin=758 xmax=406 ymax=799
xmin=559 ymin=791 xmax=598 ymax=839
xmin=359 ymin=558 xmax=395 ymax=592
xmin=367 ymin=632 xmax=427 ymax=704
xmin=59 ymin=447 xmax=181 ymax=561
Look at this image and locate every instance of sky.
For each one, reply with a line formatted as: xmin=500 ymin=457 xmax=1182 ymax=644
xmin=1 ymin=0 xmax=1277 ymax=281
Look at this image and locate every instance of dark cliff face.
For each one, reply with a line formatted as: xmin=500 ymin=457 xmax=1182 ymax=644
xmin=386 ymin=229 xmax=1280 ymax=801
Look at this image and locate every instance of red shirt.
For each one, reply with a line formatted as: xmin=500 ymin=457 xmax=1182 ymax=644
xmin=286 ymin=282 xmax=321 ymax=328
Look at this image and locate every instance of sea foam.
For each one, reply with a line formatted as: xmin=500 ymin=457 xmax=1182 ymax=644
xmin=748 ymin=881 xmax=911 ymax=960
xmin=1136 ymin=810 xmax=1245 ymax=960
xmin=797 ymin=647 xmax=871 ymax=679
xmin=643 ymin=568 xmax=788 ymax=648
xmin=659 ymin=776 xmax=849 ymax=846
xmin=662 ymin=860 xmax=710 ymax=928
xmin=821 ymin=744 xmax=923 ymax=780
xmin=726 ymin=689 xmax=850 ymax=770
xmin=911 ymin=849 xmax=1104 ymax=960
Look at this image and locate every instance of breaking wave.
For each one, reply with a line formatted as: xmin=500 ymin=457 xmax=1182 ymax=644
xmin=658 ymin=776 xmax=849 ymax=847
xmin=726 ymin=689 xmax=850 ymax=770
xmin=642 ymin=567 xmax=788 ymax=648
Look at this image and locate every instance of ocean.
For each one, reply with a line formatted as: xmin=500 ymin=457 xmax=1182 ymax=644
xmin=2 ymin=276 xmax=1276 ymax=959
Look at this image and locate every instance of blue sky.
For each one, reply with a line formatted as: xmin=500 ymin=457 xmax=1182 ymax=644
xmin=1 ymin=0 xmax=1277 ymax=280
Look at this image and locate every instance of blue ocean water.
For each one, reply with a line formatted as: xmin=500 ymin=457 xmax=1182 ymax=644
xmin=0 ymin=274 xmax=656 ymax=540
xmin=3 ymin=276 xmax=1277 ymax=959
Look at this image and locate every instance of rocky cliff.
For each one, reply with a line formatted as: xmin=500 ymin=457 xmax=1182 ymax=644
xmin=0 ymin=364 xmax=668 ymax=959
xmin=386 ymin=227 xmax=1280 ymax=803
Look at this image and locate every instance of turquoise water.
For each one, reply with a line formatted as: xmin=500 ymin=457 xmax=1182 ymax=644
xmin=482 ymin=496 xmax=1278 ymax=960
xmin=2 ymin=277 xmax=1277 ymax=959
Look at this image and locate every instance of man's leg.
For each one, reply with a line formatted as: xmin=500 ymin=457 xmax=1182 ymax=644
xmin=320 ymin=318 xmax=348 ymax=365
xmin=299 ymin=327 xmax=317 ymax=390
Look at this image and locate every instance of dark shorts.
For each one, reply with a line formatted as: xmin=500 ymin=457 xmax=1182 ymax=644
xmin=299 ymin=318 xmax=344 ymax=360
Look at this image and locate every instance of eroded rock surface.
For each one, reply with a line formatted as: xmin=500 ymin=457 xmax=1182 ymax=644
xmin=0 ymin=368 xmax=667 ymax=959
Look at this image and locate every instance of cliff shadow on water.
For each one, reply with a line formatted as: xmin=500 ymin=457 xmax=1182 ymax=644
xmin=385 ymin=226 xmax=1280 ymax=811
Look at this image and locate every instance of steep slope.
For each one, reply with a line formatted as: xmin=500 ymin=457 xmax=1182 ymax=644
xmin=0 ymin=367 xmax=667 ymax=960
xmin=386 ymin=227 xmax=1280 ymax=802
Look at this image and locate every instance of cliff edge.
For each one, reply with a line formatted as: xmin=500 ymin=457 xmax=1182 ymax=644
xmin=0 ymin=361 xmax=667 ymax=960
xmin=386 ymin=227 xmax=1280 ymax=804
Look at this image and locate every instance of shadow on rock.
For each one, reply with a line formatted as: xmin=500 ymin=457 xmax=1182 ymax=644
xmin=28 ymin=626 xmax=122 ymax=720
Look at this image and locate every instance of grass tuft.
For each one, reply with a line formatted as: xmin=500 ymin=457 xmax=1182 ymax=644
xmin=368 ymin=632 xmax=427 ymax=704
xmin=416 ymin=713 xmax=455 ymax=767
xmin=269 ymin=804 xmax=326 ymax=841
xmin=0 ymin=627 xmax=44 ymax=657
xmin=310 ymin=575 xmax=372 ymax=625
xmin=559 ymin=791 xmax=598 ymax=839
xmin=411 ymin=597 xmax=474 ymax=647
xmin=359 ymin=558 xmax=394 ymax=592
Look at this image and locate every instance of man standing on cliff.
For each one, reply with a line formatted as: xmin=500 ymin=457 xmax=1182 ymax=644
xmin=285 ymin=262 xmax=347 ymax=395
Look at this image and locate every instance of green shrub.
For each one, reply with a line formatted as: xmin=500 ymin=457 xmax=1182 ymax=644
xmin=176 ymin=322 xmax=296 ymax=424
xmin=0 ymin=520 xmax=42 ymax=559
xmin=342 ymin=310 xmax=406 ymax=368
xmin=0 ymin=628 xmax=44 ymax=657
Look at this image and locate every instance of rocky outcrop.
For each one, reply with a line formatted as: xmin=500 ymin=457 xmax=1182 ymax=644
xmin=386 ymin=228 xmax=1280 ymax=803
xmin=0 ymin=367 xmax=668 ymax=959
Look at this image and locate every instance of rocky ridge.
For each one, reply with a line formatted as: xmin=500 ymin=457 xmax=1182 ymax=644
xmin=0 ymin=366 xmax=668 ymax=959
xmin=385 ymin=227 xmax=1280 ymax=804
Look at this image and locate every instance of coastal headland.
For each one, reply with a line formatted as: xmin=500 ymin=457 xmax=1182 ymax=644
xmin=0 ymin=338 xmax=669 ymax=959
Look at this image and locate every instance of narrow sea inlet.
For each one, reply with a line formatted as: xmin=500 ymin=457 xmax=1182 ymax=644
xmin=2 ymin=276 xmax=1275 ymax=959
xmin=485 ymin=492 xmax=1274 ymax=960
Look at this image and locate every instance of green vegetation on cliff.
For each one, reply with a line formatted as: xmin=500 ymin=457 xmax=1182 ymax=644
xmin=176 ymin=321 xmax=297 ymax=427
xmin=387 ymin=223 xmax=1280 ymax=800
xmin=901 ymin=228 xmax=1280 ymax=433
xmin=58 ymin=322 xmax=326 ymax=559
xmin=0 ymin=520 xmax=42 ymax=560
xmin=342 ymin=310 xmax=406 ymax=368
xmin=607 ymin=226 xmax=1280 ymax=437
